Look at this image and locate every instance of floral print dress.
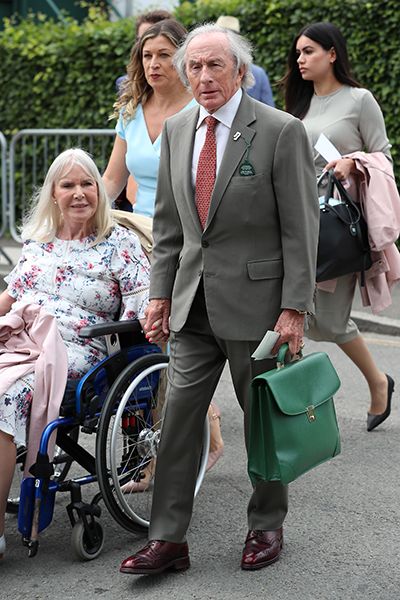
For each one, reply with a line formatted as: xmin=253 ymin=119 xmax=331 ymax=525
xmin=0 ymin=224 xmax=150 ymax=446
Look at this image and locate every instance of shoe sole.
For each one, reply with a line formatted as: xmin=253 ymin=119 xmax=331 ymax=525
xmin=120 ymin=556 xmax=190 ymax=575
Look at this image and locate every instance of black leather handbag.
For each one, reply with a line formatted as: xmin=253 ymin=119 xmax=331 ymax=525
xmin=316 ymin=171 xmax=372 ymax=284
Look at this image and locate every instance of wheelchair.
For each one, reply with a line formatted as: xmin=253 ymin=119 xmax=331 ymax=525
xmin=9 ymin=320 xmax=209 ymax=560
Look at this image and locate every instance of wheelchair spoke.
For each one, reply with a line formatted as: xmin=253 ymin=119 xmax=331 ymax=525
xmin=96 ymin=353 xmax=209 ymax=532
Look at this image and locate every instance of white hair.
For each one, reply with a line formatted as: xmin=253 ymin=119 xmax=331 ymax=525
xmin=21 ymin=148 xmax=114 ymax=246
xmin=174 ymin=23 xmax=255 ymax=89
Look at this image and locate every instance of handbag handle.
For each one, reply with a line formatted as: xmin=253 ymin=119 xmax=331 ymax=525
xmin=324 ymin=171 xmax=361 ymax=217
xmin=322 ymin=170 xmax=361 ymax=232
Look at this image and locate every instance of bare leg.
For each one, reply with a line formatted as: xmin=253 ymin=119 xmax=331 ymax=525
xmin=339 ymin=335 xmax=388 ymax=414
xmin=0 ymin=431 xmax=17 ymax=536
xmin=206 ymin=401 xmax=224 ymax=472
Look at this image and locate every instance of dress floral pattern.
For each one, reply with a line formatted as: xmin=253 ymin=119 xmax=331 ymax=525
xmin=0 ymin=224 xmax=150 ymax=445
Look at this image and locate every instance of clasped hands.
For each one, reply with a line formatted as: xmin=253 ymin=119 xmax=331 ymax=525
xmin=143 ymin=298 xmax=171 ymax=344
xmin=143 ymin=299 xmax=305 ymax=356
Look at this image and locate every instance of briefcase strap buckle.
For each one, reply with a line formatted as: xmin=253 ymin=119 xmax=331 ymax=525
xmin=306 ymin=405 xmax=316 ymax=422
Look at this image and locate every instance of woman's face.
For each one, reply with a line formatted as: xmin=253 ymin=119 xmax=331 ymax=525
xmin=53 ymin=164 xmax=98 ymax=227
xmin=295 ymin=35 xmax=336 ymax=83
xmin=142 ymin=34 xmax=180 ymax=90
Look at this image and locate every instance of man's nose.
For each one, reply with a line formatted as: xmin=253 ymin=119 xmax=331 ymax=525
xmin=199 ymin=66 xmax=212 ymax=82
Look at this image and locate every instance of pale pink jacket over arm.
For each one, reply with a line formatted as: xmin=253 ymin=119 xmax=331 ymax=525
xmin=318 ymin=152 xmax=400 ymax=314
xmin=0 ymin=303 xmax=68 ymax=471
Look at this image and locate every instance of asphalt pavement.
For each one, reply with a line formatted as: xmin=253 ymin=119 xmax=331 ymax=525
xmin=1 ymin=237 xmax=400 ymax=599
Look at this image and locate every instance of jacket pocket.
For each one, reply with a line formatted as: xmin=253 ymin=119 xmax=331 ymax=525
xmin=247 ymin=258 xmax=283 ymax=280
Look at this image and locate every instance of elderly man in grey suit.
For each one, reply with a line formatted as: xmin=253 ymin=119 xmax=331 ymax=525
xmin=120 ymin=23 xmax=319 ymax=576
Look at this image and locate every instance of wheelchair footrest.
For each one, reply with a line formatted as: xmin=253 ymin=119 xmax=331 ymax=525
xmin=18 ymin=477 xmax=58 ymax=538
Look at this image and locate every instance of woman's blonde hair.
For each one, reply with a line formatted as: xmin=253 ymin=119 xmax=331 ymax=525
xmin=21 ymin=148 xmax=114 ymax=245
xmin=111 ymin=18 xmax=187 ymax=123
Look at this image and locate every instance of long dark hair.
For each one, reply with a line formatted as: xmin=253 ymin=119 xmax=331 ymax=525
xmin=282 ymin=22 xmax=361 ymax=119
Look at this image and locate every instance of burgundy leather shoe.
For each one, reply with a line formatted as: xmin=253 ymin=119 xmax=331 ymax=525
xmin=120 ymin=540 xmax=190 ymax=575
xmin=241 ymin=528 xmax=283 ymax=571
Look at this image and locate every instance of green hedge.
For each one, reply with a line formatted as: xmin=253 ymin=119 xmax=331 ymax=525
xmin=0 ymin=10 xmax=133 ymax=134
xmin=0 ymin=0 xmax=399 ymax=170
xmin=176 ymin=0 xmax=400 ymax=169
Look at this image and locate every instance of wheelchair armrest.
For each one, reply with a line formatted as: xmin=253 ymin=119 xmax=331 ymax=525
xmin=79 ymin=319 xmax=142 ymax=339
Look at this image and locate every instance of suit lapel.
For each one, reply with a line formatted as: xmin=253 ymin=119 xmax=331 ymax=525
xmin=205 ymin=93 xmax=257 ymax=229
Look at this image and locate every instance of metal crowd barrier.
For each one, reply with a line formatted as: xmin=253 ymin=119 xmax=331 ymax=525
xmin=0 ymin=131 xmax=7 ymax=238
xmin=0 ymin=130 xmax=13 ymax=265
xmin=8 ymin=128 xmax=116 ymax=242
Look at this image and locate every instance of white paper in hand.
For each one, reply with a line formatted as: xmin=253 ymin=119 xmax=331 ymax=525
xmin=251 ymin=330 xmax=280 ymax=360
xmin=314 ymin=133 xmax=341 ymax=163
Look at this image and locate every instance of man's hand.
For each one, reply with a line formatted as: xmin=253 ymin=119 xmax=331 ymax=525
xmin=144 ymin=298 xmax=171 ymax=344
xmin=272 ymin=309 xmax=305 ymax=356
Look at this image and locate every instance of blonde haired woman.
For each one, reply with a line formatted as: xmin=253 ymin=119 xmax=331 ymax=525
xmin=0 ymin=148 xmax=155 ymax=558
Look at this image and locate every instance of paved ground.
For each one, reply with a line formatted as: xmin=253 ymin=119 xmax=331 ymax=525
xmin=1 ymin=335 xmax=400 ymax=599
xmin=1 ymin=236 xmax=400 ymax=599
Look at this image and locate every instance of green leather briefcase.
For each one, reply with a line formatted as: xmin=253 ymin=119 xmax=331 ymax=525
xmin=248 ymin=344 xmax=341 ymax=486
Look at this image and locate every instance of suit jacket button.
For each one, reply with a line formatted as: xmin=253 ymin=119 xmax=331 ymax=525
xmin=201 ymin=240 xmax=209 ymax=248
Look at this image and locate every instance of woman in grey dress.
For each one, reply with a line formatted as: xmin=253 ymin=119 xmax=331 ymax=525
xmin=282 ymin=22 xmax=394 ymax=431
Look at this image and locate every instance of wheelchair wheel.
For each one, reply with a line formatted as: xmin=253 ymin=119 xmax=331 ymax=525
xmin=96 ymin=353 xmax=209 ymax=533
xmin=71 ymin=519 xmax=104 ymax=561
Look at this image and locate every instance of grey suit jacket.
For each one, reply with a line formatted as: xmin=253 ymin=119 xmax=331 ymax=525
xmin=150 ymin=92 xmax=319 ymax=340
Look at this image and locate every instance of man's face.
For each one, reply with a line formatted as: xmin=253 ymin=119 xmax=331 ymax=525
xmin=185 ymin=32 xmax=244 ymax=113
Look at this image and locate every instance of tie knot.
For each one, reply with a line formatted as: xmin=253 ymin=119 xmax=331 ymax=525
xmin=205 ymin=115 xmax=217 ymax=131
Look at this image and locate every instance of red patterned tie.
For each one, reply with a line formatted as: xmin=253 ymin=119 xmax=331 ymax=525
xmin=196 ymin=116 xmax=217 ymax=229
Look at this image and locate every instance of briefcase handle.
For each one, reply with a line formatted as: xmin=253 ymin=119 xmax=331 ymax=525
xmin=276 ymin=343 xmax=302 ymax=369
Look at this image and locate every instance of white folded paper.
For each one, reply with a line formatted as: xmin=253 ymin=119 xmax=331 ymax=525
xmin=251 ymin=330 xmax=280 ymax=360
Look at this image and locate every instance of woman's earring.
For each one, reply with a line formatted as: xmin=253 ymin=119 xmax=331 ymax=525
xmin=54 ymin=201 xmax=57 ymax=205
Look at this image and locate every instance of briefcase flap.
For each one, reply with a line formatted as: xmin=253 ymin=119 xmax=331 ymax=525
xmin=252 ymin=352 xmax=340 ymax=416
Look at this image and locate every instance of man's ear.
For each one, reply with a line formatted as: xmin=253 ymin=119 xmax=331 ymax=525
xmin=238 ymin=65 xmax=246 ymax=80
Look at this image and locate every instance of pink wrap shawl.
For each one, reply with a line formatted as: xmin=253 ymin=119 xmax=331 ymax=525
xmin=0 ymin=303 xmax=68 ymax=471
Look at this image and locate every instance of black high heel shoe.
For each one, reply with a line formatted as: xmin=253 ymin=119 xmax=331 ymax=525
xmin=367 ymin=374 xmax=395 ymax=432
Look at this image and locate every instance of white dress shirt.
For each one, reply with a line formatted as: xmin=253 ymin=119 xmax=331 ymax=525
xmin=192 ymin=88 xmax=243 ymax=188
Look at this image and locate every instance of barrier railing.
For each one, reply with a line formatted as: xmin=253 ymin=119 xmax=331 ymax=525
xmin=0 ymin=130 xmax=13 ymax=265
xmin=0 ymin=131 xmax=7 ymax=238
xmin=8 ymin=128 xmax=116 ymax=242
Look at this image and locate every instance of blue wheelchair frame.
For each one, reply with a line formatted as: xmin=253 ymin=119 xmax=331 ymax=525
xmin=17 ymin=319 xmax=162 ymax=558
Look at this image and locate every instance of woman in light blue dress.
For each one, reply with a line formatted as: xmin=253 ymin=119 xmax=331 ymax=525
xmin=103 ymin=19 xmax=224 ymax=476
xmin=103 ymin=19 xmax=195 ymax=216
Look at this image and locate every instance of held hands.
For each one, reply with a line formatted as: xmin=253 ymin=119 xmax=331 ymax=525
xmin=272 ymin=309 xmax=305 ymax=356
xmin=325 ymin=158 xmax=355 ymax=181
xmin=143 ymin=298 xmax=171 ymax=344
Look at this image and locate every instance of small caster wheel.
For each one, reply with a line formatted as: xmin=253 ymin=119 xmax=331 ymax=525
xmin=70 ymin=520 xmax=104 ymax=561
xmin=28 ymin=540 xmax=39 ymax=558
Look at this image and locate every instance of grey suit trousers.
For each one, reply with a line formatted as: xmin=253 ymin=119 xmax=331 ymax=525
xmin=149 ymin=282 xmax=288 ymax=543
